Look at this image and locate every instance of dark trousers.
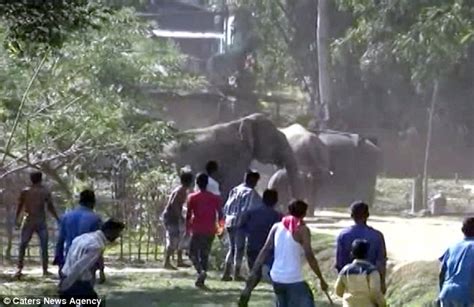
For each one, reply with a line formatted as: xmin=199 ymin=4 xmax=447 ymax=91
xmin=59 ymin=281 xmax=100 ymax=307
xmin=247 ymin=249 xmax=262 ymax=284
xmin=189 ymin=234 xmax=214 ymax=274
xmin=18 ymin=221 xmax=48 ymax=271
xmin=273 ymin=281 xmax=315 ymax=307
xmin=241 ymin=249 xmax=264 ymax=300
xmin=224 ymin=227 xmax=246 ymax=273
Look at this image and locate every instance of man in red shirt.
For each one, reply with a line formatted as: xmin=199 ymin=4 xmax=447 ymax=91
xmin=186 ymin=173 xmax=223 ymax=289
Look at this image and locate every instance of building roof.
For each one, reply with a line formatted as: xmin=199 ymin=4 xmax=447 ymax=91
xmin=152 ymin=29 xmax=224 ymax=39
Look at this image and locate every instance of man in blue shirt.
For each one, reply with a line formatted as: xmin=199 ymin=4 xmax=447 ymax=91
xmin=222 ymin=170 xmax=262 ymax=281
xmin=439 ymin=217 xmax=474 ymax=306
xmin=239 ymin=189 xmax=282 ymax=307
xmin=54 ymin=190 xmax=104 ymax=282
xmin=335 ymin=201 xmax=387 ymax=293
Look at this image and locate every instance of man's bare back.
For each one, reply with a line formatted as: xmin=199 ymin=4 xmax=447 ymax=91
xmin=15 ymin=172 xmax=59 ymax=277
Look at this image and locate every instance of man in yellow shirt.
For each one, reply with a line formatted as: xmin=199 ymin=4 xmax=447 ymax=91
xmin=335 ymin=239 xmax=386 ymax=307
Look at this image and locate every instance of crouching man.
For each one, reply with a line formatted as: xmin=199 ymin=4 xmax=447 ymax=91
xmin=59 ymin=219 xmax=125 ymax=307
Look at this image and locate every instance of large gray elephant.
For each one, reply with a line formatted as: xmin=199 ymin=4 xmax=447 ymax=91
xmin=317 ymin=132 xmax=380 ymax=206
xmin=163 ymin=114 xmax=303 ymax=199
xmin=267 ymin=124 xmax=331 ymax=214
xmin=269 ymin=130 xmax=381 ymax=209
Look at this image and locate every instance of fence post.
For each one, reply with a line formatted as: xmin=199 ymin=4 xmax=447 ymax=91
xmin=137 ymin=198 xmax=144 ymax=262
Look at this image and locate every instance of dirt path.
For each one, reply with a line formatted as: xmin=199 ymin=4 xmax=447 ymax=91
xmin=307 ymin=211 xmax=464 ymax=264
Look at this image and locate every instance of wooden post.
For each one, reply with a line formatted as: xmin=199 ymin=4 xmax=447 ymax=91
xmin=137 ymin=199 xmax=144 ymax=262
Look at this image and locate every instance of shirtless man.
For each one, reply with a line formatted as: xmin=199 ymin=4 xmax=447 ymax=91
xmin=15 ymin=171 xmax=60 ymax=278
xmin=162 ymin=172 xmax=194 ymax=269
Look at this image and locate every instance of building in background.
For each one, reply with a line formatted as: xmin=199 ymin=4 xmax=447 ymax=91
xmin=138 ymin=0 xmax=234 ymax=73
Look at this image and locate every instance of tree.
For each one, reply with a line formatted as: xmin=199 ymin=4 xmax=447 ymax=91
xmin=0 ymin=1 xmax=109 ymax=56
xmin=335 ymin=0 xmax=474 ymax=207
xmin=317 ymin=0 xmax=332 ymax=127
xmin=0 ymin=8 xmax=205 ymax=196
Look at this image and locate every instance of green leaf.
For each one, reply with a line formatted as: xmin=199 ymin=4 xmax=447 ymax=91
xmin=460 ymin=31 xmax=474 ymax=44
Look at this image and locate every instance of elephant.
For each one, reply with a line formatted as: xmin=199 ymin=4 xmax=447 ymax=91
xmin=317 ymin=131 xmax=381 ymax=206
xmin=269 ymin=130 xmax=381 ymax=209
xmin=267 ymin=124 xmax=331 ymax=215
xmin=163 ymin=114 xmax=303 ymax=200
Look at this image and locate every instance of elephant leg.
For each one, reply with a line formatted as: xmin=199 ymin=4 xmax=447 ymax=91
xmin=268 ymin=170 xmax=291 ymax=213
xmin=295 ymin=174 xmax=316 ymax=217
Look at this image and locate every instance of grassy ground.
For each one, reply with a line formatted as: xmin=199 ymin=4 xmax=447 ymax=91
xmin=387 ymin=261 xmax=439 ymax=307
xmin=0 ymin=231 xmax=442 ymax=307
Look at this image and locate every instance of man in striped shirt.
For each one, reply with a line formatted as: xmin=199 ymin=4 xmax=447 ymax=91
xmin=222 ymin=170 xmax=261 ymax=281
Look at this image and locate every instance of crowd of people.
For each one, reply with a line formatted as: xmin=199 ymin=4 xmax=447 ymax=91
xmin=160 ymin=161 xmax=386 ymax=306
xmin=12 ymin=165 xmax=474 ymax=307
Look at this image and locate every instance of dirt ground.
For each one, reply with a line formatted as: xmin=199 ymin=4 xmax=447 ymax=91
xmin=308 ymin=210 xmax=464 ymax=265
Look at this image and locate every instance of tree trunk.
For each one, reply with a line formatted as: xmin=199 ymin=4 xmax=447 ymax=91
xmin=316 ymin=0 xmax=331 ymax=128
xmin=412 ymin=175 xmax=423 ymax=213
xmin=422 ymin=80 xmax=439 ymax=208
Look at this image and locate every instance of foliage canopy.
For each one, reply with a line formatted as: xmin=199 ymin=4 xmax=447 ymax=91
xmin=0 ymin=7 xmax=204 ymax=195
xmin=335 ymin=0 xmax=474 ymax=84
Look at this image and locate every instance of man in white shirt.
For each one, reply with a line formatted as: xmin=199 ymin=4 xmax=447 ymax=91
xmin=205 ymin=161 xmax=221 ymax=196
xmin=59 ymin=219 xmax=125 ymax=306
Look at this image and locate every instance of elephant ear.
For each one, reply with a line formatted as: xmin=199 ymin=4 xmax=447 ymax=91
xmin=239 ymin=117 xmax=255 ymax=154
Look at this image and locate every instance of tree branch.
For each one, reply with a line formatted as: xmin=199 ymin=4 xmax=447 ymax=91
xmin=27 ymin=95 xmax=84 ymax=119
xmin=1 ymin=54 xmax=48 ymax=165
